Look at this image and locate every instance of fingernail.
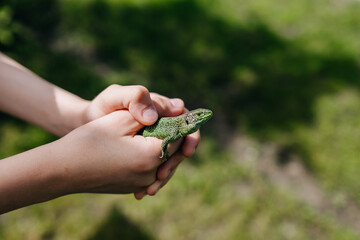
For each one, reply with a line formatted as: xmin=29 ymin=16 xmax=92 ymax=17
xmin=171 ymin=98 xmax=183 ymax=109
xmin=142 ymin=108 xmax=158 ymax=123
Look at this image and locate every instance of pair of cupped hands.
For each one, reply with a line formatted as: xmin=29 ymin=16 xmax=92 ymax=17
xmin=60 ymin=84 xmax=200 ymax=200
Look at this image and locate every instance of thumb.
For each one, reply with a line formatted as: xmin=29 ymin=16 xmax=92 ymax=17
xmin=93 ymin=85 xmax=158 ymax=125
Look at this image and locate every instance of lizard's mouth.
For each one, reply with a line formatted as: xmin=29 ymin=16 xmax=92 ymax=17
xmin=196 ymin=109 xmax=213 ymax=124
xmin=185 ymin=108 xmax=213 ymax=126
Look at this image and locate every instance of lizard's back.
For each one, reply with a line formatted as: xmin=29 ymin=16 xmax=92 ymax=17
xmin=141 ymin=115 xmax=183 ymax=139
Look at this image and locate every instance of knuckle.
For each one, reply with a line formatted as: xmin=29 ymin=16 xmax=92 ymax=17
xmin=107 ymin=84 xmax=122 ymax=92
xmin=131 ymin=85 xmax=150 ymax=100
xmin=150 ymin=93 xmax=166 ymax=103
xmin=149 ymin=92 xmax=161 ymax=99
xmin=152 ymin=96 xmax=171 ymax=113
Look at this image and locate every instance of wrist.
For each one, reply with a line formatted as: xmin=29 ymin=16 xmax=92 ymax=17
xmin=53 ymin=90 xmax=90 ymax=136
xmin=62 ymin=98 xmax=90 ymax=135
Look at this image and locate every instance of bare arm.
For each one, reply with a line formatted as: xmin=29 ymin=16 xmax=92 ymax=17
xmin=0 ymin=52 xmax=88 ymax=136
xmin=0 ymin=140 xmax=66 ymax=213
xmin=0 ymin=111 xmax=170 ymax=214
xmin=0 ymin=53 xmax=201 ymax=210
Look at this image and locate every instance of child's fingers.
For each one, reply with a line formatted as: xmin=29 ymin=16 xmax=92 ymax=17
xmin=182 ymin=130 xmax=201 ymax=157
xmin=166 ymin=138 xmax=183 ymax=160
xmin=146 ymin=170 xmax=176 ymax=196
xmin=146 ymin=153 xmax=185 ymax=196
xmin=93 ymin=85 xmax=158 ymax=125
xmin=134 ymin=191 xmax=147 ymax=200
xmin=134 ymin=153 xmax=185 ymax=198
xmin=157 ymin=152 xmax=185 ymax=180
xmin=150 ymin=93 xmax=184 ymax=117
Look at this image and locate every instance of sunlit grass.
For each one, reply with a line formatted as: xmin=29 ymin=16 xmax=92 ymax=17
xmin=297 ymin=89 xmax=360 ymax=202
xmin=1 ymin=0 xmax=360 ymax=239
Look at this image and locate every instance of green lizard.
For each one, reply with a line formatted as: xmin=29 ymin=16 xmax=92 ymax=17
xmin=141 ymin=108 xmax=213 ymax=161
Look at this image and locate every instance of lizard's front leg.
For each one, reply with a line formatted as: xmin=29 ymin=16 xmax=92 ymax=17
xmin=160 ymin=137 xmax=171 ymax=161
xmin=160 ymin=134 xmax=180 ymax=161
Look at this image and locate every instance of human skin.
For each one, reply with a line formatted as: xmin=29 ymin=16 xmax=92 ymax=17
xmin=0 ymin=53 xmax=200 ymax=213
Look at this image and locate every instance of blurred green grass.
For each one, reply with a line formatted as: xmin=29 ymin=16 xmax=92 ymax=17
xmin=1 ymin=0 xmax=360 ymax=239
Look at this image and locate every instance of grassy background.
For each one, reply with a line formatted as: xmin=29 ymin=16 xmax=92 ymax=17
xmin=1 ymin=0 xmax=360 ymax=239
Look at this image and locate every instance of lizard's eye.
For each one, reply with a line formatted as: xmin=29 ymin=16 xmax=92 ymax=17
xmin=185 ymin=118 xmax=189 ymax=125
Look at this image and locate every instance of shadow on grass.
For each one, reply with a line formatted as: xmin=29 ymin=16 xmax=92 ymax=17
xmin=2 ymin=0 xmax=360 ymax=235
xmin=77 ymin=0 xmax=360 ymax=138
xmin=87 ymin=206 xmax=154 ymax=240
xmin=3 ymin=0 xmax=360 ymax=137
xmin=2 ymin=0 xmax=360 ymax=161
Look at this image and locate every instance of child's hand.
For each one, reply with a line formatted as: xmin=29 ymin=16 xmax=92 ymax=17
xmin=57 ymin=110 xmax=179 ymax=194
xmin=75 ymin=85 xmax=201 ymax=198
xmin=81 ymin=84 xmax=184 ymax=126
xmin=0 ymin=52 xmax=201 ymax=209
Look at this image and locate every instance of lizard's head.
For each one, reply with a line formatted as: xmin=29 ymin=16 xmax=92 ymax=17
xmin=183 ymin=108 xmax=213 ymax=135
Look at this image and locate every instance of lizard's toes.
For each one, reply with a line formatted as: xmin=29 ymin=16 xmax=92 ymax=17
xmin=160 ymin=150 xmax=169 ymax=162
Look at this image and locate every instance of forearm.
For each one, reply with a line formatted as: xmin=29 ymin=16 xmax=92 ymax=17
xmin=0 ymin=140 xmax=69 ymax=214
xmin=0 ymin=52 xmax=88 ymax=136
